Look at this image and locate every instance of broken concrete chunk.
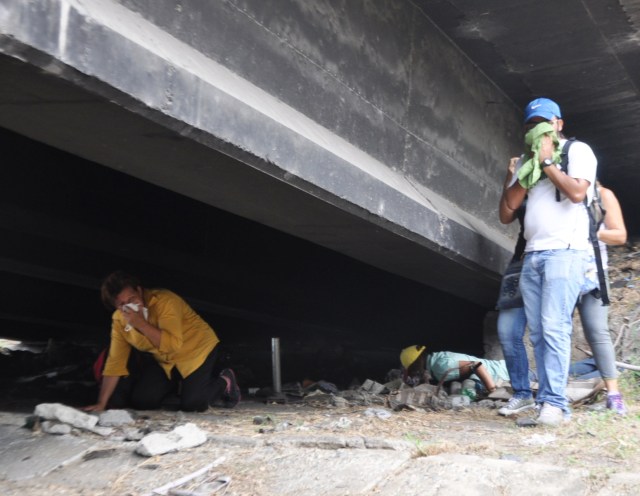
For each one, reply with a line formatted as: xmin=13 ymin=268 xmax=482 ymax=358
xmin=122 ymin=428 xmax=146 ymax=441
xmin=413 ymin=383 xmax=439 ymax=394
xmin=34 ymin=403 xmax=98 ymax=430
xmin=448 ymin=394 xmax=471 ymax=410
xmin=363 ymin=408 xmax=392 ymax=420
xmin=252 ymin=415 xmax=272 ymax=425
xmin=472 ymin=399 xmax=497 ymax=409
xmin=388 ymin=387 xmax=446 ymax=410
xmin=88 ymin=426 xmax=115 ymax=437
xmin=360 ymin=379 xmax=387 ymax=394
xmin=383 ymin=378 xmax=404 ymax=391
xmin=98 ymin=409 xmax=135 ymax=427
xmin=330 ymin=396 xmax=348 ymax=408
xmin=41 ymin=420 xmax=72 ymax=435
xmin=136 ymin=423 xmax=207 ymax=457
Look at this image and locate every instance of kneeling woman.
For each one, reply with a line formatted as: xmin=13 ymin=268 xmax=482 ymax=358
xmin=84 ymin=270 xmax=239 ymax=412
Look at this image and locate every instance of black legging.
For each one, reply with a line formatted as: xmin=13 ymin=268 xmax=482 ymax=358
xmin=109 ymin=347 xmax=226 ymax=412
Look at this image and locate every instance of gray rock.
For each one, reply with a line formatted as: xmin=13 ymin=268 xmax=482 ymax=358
xmin=123 ymin=428 xmax=145 ymax=441
xmin=34 ymin=403 xmax=98 ymax=430
xmin=360 ymin=379 xmax=388 ymax=394
xmin=136 ymin=423 xmax=208 ymax=456
xmin=41 ymin=421 xmax=72 ymax=435
xmin=447 ymin=394 xmax=471 ymax=410
xmin=98 ymin=409 xmax=135 ymax=427
xmin=88 ymin=426 xmax=115 ymax=437
xmin=253 ymin=415 xmax=272 ymax=425
xmin=363 ymin=408 xmax=392 ymax=420
xmin=331 ymin=395 xmax=348 ymax=407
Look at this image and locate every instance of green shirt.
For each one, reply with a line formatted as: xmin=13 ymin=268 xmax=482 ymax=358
xmin=426 ymin=351 xmax=510 ymax=383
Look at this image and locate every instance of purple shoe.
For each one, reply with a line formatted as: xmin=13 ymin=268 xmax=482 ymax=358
xmin=606 ymin=393 xmax=627 ymax=415
xmin=220 ymin=368 xmax=241 ymax=408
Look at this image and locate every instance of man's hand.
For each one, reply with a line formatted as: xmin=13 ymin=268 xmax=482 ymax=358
xmin=500 ymin=156 xmax=525 ymax=224
xmin=538 ymin=134 xmax=556 ymax=163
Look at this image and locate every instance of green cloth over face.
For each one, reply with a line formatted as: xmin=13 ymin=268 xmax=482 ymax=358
xmin=517 ymin=122 xmax=563 ymax=189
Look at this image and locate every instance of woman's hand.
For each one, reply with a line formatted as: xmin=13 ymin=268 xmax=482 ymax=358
xmin=82 ymin=402 xmax=106 ymax=412
xmin=121 ymin=304 xmax=146 ymax=330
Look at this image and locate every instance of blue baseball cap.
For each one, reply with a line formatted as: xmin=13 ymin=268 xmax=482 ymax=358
xmin=523 ymin=98 xmax=562 ymax=123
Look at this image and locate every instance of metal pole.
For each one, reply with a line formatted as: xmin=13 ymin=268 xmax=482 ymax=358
xmin=271 ymin=337 xmax=282 ymax=394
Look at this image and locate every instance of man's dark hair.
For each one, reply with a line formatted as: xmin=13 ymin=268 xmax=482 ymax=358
xmin=407 ymin=348 xmax=427 ymax=376
xmin=100 ymin=270 xmax=142 ymax=310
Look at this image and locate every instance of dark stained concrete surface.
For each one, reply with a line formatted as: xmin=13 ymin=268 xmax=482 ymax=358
xmin=0 ymin=0 xmax=639 ymax=381
xmin=0 ymin=128 xmax=488 ymax=383
xmin=0 ymin=0 xmax=519 ymax=305
xmin=417 ymin=0 xmax=640 ymax=233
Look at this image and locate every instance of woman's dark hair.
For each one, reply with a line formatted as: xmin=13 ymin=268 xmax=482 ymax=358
xmin=100 ymin=270 xmax=142 ymax=310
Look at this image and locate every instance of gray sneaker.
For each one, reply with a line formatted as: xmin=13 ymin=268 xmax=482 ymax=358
xmin=498 ymin=397 xmax=535 ymax=416
xmin=536 ymin=403 xmax=566 ymax=427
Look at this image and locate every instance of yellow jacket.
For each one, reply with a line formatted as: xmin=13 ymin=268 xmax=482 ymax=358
xmin=103 ymin=289 xmax=219 ymax=379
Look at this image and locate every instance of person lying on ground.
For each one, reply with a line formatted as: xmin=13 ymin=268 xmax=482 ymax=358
xmin=83 ymin=270 xmax=240 ymax=412
xmin=400 ymin=345 xmax=601 ymax=399
xmin=400 ymin=345 xmax=513 ymax=395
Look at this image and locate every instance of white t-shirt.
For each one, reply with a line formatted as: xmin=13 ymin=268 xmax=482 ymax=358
xmin=511 ymin=139 xmax=597 ymax=252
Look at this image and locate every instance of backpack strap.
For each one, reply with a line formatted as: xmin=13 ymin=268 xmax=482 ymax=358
xmin=558 ymin=138 xmax=609 ymax=305
xmin=556 ymin=137 xmax=577 ymax=202
xmin=585 ymin=188 xmax=610 ymax=305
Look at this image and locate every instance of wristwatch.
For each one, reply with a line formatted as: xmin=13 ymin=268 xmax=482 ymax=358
xmin=542 ymin=158 xmax=554 ymax=168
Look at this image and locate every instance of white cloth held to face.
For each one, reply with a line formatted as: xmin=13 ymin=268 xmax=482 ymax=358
xmin=123 ymin=303 xmax=149 ymax=332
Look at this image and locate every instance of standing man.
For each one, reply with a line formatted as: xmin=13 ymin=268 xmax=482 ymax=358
xmin=501 ymin=98 xmax=597 ymax=426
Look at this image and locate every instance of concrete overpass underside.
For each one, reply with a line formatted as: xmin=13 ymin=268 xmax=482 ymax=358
xmin=0 ymin=0 xmax=639 ymax=382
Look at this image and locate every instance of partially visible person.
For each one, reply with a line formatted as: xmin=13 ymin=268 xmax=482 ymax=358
xmin=502 ymin=97 xmax=597 ymax=426
xmin=496 ymin=157 xmax=535 ymax=416
xmin=84 ymin=270 xmax=240 ymax=412
xmin=498 ymin=165 xmax=627 ymax=416
xmin=575 ymin=182 xmax=627 ymax=414
xmin=400 ymin=345 xmax=605 ymax=404
xmin=400 ymin=345 xmax=515 ymax=395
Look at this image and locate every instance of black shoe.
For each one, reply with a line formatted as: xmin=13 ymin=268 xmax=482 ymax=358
xmin=220 ymin=368 xmax=241 ymax=408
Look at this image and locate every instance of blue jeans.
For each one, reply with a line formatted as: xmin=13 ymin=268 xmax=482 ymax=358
xmin=497 ymin=306 xmax=533 ymax=399
xmin=569 ymin=357 xmax=602 ymax=380
xmin=520 ymin=249 xmax=593 ymax=412
xmin=576 ymin=286 xmax=618 ymax=380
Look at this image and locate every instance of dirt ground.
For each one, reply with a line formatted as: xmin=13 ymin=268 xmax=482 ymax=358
xmin=3 ymin=396 xmax=640 ymax=495
xmin=1 ymin=245 xmax=639 ymax=495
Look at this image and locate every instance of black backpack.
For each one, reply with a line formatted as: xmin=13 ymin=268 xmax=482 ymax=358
xmin=558 ymin=139 xmax=609 ymax=305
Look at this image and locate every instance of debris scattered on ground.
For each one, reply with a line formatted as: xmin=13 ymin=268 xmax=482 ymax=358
xmin=136 ymin=422 xmax=208 ymax=457
xmin=522 ymin=433 xmax=557 ymax=446
xmin=363 ymin=407 xmax=392 ymax=420
xmin=41 ymin=420 xmax=72 ymax=435
xmin=147 ymin=457 xmax=226 ymax=496
xmin=98 ymin=409 xmax=136 ymax=427
xmin=34 ymin=402 xmax=98 ymax=431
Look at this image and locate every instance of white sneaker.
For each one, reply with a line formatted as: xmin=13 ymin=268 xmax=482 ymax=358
xmin=536 ymin=403 xmax=566 ymax=427
xmin=498 ymin=397 xmax=535 ymax=416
